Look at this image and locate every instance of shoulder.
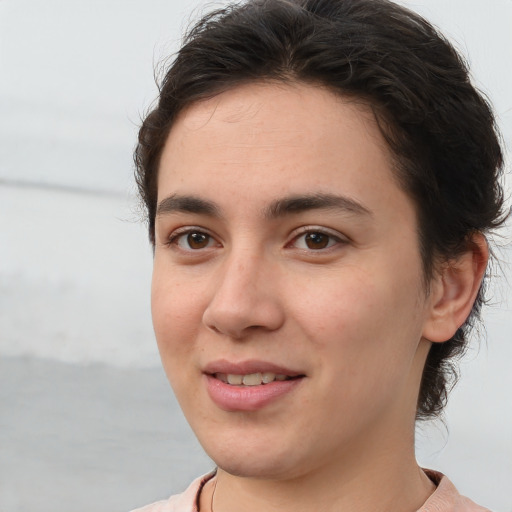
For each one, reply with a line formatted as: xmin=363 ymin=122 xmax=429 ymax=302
xmin=130 ymin=472 xmax=216 ymax=512
xmin=419 ymin=470 xmax=492 ymax=512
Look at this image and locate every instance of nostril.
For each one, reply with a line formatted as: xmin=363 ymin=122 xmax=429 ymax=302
xmin=206 ymin=323 xmax=221 ymax=334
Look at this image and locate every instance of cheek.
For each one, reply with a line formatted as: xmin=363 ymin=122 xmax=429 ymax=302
xmin=292 ymin=268 xmax=380 ymax=339
xmin=151 ymin=273 xmax=210 ymax=415
xmin=291 ymin=271 xmax=425 ymax=426
xmin=151 ymin=268 xmax=204 ymax=366
xmin=292 ymin=262 xmax=425 ymax=373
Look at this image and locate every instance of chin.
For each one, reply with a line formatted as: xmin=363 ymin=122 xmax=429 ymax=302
xmin=201 ymin=435 xmax=312 ymax=481
xmin=214 ymin=456 xmax=296 ymax=480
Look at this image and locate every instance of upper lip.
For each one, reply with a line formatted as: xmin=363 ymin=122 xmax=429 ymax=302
xmin=203 ymin=359 xmax=304 ymax=377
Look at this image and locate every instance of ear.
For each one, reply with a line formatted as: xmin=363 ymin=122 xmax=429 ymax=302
xmin=422 ymin=233 xmax=489 ymax=343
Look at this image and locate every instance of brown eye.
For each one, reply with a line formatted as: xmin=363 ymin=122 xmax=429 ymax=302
xmin=186 ymin=232 xmax=211 ymax=249
xmin=290 ymin=229 xmax=344 ymax=251
xmin=170 ymin=229 xmax=217 ymax=250
xmin=304 ymin=232 xmax=330 ymax=250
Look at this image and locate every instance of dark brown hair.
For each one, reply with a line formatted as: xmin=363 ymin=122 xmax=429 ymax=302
xmin=135 ymin=0 xmax=507 ymax=419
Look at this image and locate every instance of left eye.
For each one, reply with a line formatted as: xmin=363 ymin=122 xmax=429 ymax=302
xmin=291 ymin=231 xmax=340 ymax=250
xmin=171 ymin=230 xmax=217 ymax=250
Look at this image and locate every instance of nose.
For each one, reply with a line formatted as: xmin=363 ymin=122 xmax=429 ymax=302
xmin=202 ymin=252 xmax=285 ymax=339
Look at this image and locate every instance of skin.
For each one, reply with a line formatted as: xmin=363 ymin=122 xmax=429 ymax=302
xmin=151 ymin=82 xmax=487 ymax=512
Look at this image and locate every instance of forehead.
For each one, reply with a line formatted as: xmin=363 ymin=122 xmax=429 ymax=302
xmin=179 ymin=81 xmax=373 ymax=130
xmin=157 ymin=81 xmax=410 ymax=223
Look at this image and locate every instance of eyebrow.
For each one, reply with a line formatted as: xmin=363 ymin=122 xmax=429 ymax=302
xmin=264 ymin=193 xmax=373 ymax=219
xmin=155 ymin=192 xmax=372 ymax=219
xmin=156 ymin=194 xmax=221 ymax=217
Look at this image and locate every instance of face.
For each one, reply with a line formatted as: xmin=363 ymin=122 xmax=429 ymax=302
xmin=152 ymin=82 xmax=435 ymax=480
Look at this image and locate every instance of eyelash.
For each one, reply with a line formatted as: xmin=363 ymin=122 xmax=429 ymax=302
xmin=165 ymin=226 xmax=347 ymax=253
xmin=166 ymin=226 xmax=218 ymax=251
xmin=287 ymin=226 xmax=347 ymax=252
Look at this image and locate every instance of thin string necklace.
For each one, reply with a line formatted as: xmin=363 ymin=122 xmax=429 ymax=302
xmin=210 ymin=474 xmax=218 ymax=512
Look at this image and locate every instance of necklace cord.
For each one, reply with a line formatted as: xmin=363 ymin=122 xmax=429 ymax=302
xmin=210 ymin=474 xmax=218 ymax=512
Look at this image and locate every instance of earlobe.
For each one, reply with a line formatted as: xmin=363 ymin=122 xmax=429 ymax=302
xmin=422 ymin=234 xmax=489 ymax=343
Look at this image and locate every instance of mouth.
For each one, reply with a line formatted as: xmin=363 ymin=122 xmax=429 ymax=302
xmin=212 ymin=372 xmax=300 ymax=386
xmin=203 ymin=360 xmax=305 ymax=411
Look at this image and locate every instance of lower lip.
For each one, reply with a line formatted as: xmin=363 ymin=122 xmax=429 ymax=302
xmin=205 ymin=374 xmax=303 ymax=412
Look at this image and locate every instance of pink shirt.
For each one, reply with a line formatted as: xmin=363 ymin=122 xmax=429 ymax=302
xmin=131 ymin=470 xmax=491 ymax=512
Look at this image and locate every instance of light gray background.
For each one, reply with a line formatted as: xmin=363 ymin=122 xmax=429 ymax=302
xmin=0 ymin=1 xmax=511 ymax=511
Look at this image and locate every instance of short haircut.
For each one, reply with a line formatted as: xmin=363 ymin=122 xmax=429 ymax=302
xmin=135 ymin=0 xmax=507 ymax=419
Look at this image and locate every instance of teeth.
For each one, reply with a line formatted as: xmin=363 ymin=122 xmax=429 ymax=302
xmin=262 ymin=372 xmax=276 ymax=384
xmin=217 ymin=372 xmax=291 ymax=386
xmin=242 ymin=373 xmax=262 ymax=386
xmin=226 ymin=374 xmax=243 ymax=385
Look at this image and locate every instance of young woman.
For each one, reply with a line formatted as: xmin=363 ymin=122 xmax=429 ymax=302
xmin=131 ymin=0 xmax=506 ymax=510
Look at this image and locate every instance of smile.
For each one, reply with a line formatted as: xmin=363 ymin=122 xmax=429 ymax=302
xmin=203 ymin=361 xmax=305 ymax=411
xmin=214 ymin=372 xmax=294 ymax=386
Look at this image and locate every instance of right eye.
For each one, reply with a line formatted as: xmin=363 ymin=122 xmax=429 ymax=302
xmin=168 ymin=229 xmax=217 ymax=251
